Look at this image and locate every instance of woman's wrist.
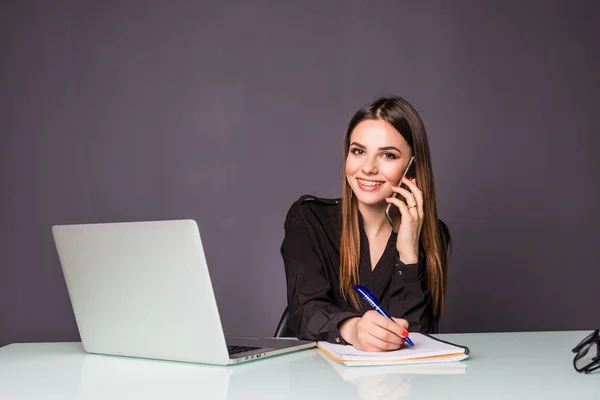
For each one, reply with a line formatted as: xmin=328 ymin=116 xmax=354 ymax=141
xmin=398 ymin=248 xmax=419 ymax=264
xmin=339 ymin=317 xmax=359 ymax=344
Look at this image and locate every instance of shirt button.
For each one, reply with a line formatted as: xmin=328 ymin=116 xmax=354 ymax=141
xmin=335 ymin=337 xmax=341 ymax=343
xmin=394 ymin=263 xmax=403 ymax=275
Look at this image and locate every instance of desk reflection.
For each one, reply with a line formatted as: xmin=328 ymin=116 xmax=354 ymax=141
xmin=77 ymin=349 xmax=467 ymax=400
xmin=317 ymin=351 xmax=468 ymax=400
xmin=77 ymin=352 xmax=229 ymax=399
xmin=0 ymin=343 xmax=468 ymax=400
xmin=76 ymin=349 xmax=330 ymax=400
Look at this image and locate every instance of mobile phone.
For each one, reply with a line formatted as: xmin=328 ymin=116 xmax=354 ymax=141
xmin=385 ymin=156 xmax=416 ymax=233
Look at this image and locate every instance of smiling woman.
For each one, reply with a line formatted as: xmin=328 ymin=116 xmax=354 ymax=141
xmin=280 ymin=96 xmax=451 ymax=352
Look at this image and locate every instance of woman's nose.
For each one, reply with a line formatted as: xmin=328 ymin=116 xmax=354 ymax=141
xmin=361 ymin=157 xmax=378 ymax=174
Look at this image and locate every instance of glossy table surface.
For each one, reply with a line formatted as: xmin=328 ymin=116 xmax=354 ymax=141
xmin=1 ymin=331 xmax=598 ymax=399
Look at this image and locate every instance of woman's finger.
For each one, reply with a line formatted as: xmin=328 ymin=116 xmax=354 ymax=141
xmin=391 ymin=317 xmax=409 ymax=331
xmin=356 ymin=330 xmax=396 ymax=351
xmin=385 ymin=196 xmax=414 ymax=221
xmin=390 ymin=185 xmax=417 ymax=208
xmin=402 ymin=176 xmax=422 ymax=196
xmin=367 ymin=321 xmax=405 ymax=345
xmin=389 ymin=186 xmax=419 ymax=218
xmin=402 ymin=177 xmax=424 ymax=219
xmin=365 ymin=331 xmax=404 ymax=351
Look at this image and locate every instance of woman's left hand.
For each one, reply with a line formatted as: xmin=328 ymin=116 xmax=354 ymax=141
xmin=385 ymin=177 xmax=424 ymax=264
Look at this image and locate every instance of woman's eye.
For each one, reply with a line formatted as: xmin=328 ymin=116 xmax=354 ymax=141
xmin=382 ymin=152 xmax=397 ymax=159
xmin=350 ymin=148 xmax=364 ymax=155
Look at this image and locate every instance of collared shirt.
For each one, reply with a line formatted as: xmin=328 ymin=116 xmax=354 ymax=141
xmin=281 ymin=194 xmax=438 ymax=345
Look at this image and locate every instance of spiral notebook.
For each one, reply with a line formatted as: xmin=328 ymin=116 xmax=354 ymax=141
xmin=317 ymin=333 xmax=470 ymax=367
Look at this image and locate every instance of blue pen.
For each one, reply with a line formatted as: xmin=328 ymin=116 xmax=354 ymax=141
xmin=353 ymin=284 xmax=415 ymax=347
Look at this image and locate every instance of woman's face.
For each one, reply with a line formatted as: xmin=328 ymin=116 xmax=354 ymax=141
xmin=345 ymin=119 xmax=413 ymax=207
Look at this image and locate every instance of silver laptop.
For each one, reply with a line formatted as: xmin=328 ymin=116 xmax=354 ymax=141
xmin=51 ymin=219 xmax=315 ymax=365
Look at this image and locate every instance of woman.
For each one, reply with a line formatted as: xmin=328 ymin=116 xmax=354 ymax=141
xmin=281 ymin=95 xmax=451 ymax=352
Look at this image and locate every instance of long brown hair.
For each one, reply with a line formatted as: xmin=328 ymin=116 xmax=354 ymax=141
xmin=339 ymin=96 xmax=451 ymax=318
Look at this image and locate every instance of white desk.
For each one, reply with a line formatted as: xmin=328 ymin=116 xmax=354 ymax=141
xmin=0 ymin=331 xmax=597 ymax=399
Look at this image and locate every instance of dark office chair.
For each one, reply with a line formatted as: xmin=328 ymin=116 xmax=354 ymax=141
xmin=274 ymin=307 xmax=294 ymax=338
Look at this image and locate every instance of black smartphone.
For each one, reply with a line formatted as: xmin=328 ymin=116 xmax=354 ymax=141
xmin=385 ymin=156 xmax=416 ymax=233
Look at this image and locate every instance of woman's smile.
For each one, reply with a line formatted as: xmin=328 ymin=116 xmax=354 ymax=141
xmin=357 ymin=178 xmax=386 ymax=191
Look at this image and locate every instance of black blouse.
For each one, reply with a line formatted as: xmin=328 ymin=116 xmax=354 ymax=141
xmin=281 ymin=194 xmax=439 ymax=345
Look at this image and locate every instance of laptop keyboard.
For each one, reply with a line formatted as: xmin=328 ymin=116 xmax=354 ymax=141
xmin=227 ymin=345 xmax=261 ymax=356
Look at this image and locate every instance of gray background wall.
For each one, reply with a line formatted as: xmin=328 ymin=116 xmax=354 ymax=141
xmin=1 ymin=0 xmax=599 ymax=347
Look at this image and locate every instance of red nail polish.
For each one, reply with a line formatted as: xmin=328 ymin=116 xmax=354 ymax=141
xmin=412 ymin=178 xmax=417 ymax=184
xmin=402 ymin=329 xmax=409 ymax=338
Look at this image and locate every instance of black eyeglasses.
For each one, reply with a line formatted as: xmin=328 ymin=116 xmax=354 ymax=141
xmin=572 ymin=329 xmax=600 ymax=374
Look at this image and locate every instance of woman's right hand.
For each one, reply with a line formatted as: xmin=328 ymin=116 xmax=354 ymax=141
xmin=339 ymin=311 xmax=409 ymax=352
